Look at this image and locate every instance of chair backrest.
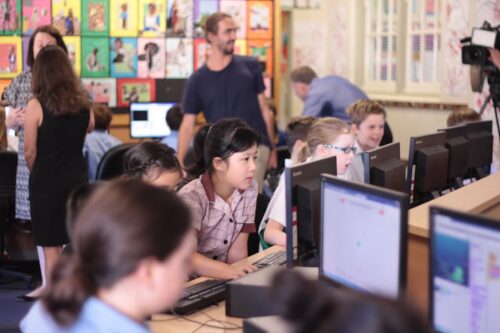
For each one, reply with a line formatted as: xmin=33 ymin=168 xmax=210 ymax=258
xmin=95 ymin=143 xmax=135 ymax=181
xmin=248 ymin=193 xmax=271 ymax=255
xmin=0 ymin=151 xmax=17 ymax=233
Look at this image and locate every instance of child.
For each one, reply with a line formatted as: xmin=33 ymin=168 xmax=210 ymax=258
xmin=83 ymin=104 xmax=122 ymax=181
xmin=123 ymin=141 xmax=183 ymax=191
xmin=346 ymin=99 xmax=386 ymax=183
xmin=161 ymin=104 xmax=182 ymax=150
xmin=261 ymin=117 xmax=355 ymax=248
xmin=446 ymin=106 xmax=480 ymax=127
xmin=179 ymin=118 xmax=260 ymax=280
xmin=20 ymin=180 xmax=193 ymax=332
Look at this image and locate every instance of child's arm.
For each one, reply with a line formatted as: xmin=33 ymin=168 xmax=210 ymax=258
xmin=263 ymin=219 xmax=286 ymax=247
xmin=227 ymin=232 xmax=249 ymax=264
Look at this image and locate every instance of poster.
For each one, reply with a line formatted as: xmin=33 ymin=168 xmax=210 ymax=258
xmin=110 ymin=0 xmax=138 ymax=37
xmin=81 ymin=0 xmax=109 ymax=36
xmin=220 ymin=0 xmax=247 ymax=39
xmin=194 ymin=0 xmax=219 ymax=38
xmin=116 ymin=78 xmax=156 ymax=106
xmin=137 ymin=37 xmax=165 ymax=78
xmin=166 ymin=0 xmax=193 ymax=37
xmin=110 ymin=37 xmax=137 ymax=77
xmin=234 ymin=39 xmax=246 ymax=55
xmin=82 ymin=78 xmax=117 ymax=106
xmin=138 ymin=0 xmax=166 ymax=37
xmin=22 ymin=0 xmax=50 ymax=35
xmin=63 ymin=36 xmax=81 ymax=75
xmin=0 ymin=36 xmax=21 ymax=78
xmin=166 ymin=38 xmax=193 ymax=78
xmin=81 ymin=37 xmax=109 ymax=77
xmin=52 ymin=0 xmax=81 ymax=36
xmin=247 ymin=1 xmax=272 ymax=40
xmin=0 ymin=0 xmax=21 ymax=35
xmin=248 ymin=39 xmax=273 ymax=78
xmin=193 ymin=38 xmax=210 ymax=70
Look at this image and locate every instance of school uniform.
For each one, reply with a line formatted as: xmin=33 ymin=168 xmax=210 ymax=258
xmin=348 ymin=141 xmax=365 ymax=184
xmin=178 ymin=172 xmax=257 ymax=263
xmin=258 ymin=173 xmax=286 ymax=250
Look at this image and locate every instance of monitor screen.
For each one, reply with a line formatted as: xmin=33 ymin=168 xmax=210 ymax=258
xmin=320 ymin=175 xmax=408 ymax=299
xmin=430 ymin=207 xmax=500 ymax=333
xmin=130 ymin=102 xmax=174 ymax=138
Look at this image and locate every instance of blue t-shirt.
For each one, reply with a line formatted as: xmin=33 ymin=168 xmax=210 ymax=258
xmin=182 ymin=55 xmax=271 ymax=147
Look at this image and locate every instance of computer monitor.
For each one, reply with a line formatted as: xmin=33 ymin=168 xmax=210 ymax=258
xmin=430 ymin=206 xmax=500 ymax=333
xmin=437 ymin=125 xmax=470 ymax=189
xmin=285 ymin=156 xmax=337 ymax=268
xmin=319 ymin=174 xmax=408 ymax=299
xmin=406 ymin=132 xmax=449 ymax=206
xmin=465 ymin=120 xmax=493 ymax=179
xmin=362 ymin=142 xmax=406 ymax=193
xmin=129 ymin=102 xmax=174 ymax=139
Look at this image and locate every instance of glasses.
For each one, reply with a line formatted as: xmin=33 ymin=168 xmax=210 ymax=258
xmin=323 ymin=144 xmax=357 ymax=154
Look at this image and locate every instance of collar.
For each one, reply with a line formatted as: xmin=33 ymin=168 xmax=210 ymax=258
xmin=354 ymin=140 xmax=364 ymax=155
xmin=200 ymin=172 xmax=246 ymax=204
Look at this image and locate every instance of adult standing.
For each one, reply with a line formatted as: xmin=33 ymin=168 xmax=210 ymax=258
xmin=24 ymin=45 xmax=93 ymax=301
xmin=177 ymin=12 xmax=276 ymax=191
xmin=3 ymin=25 xmax=68 ymax=301
xmin=290 ymin=66 xmax=393 ymax=145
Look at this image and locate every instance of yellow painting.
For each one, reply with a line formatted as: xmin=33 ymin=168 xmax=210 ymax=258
xmin=138 ymin=0 xmax=166 ymax=37
xmin=0 ymin=37 xmax=22 ymax=78
xmin=63 ymin=36 xmax=81 ymax=76
xmin=52 ymin=0 xmax=81 ymax=36
xmin=234 ymin=39 xmax=247 ymax=56
xmin=110 ymin=0 xmax=138 ymax=37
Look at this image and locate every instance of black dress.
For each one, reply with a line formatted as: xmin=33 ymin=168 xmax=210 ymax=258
xmin=29 ymin=101 xmax=89 ymax=246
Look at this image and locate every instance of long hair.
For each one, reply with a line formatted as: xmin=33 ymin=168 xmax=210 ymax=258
xmin=0 ymin=107 xmax=7 ymax=151
xmin=31 ymin=45 xmax=90 ymax=116
xmin=304 ymin=117 xmax=350 ymax=158
xmin=27 ymin=25 xmax=68 ymax=68
xmin=43 ymin=180 xmax=191 ymax=326
xmin=185 ymin=118 xmax=261 ymax=179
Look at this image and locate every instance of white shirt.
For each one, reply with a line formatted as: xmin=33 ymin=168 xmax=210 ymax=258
xmin=347 ymin=140 xmax=365 ymax=184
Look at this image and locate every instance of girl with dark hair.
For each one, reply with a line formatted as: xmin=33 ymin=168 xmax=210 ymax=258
xmin=179 ymin=118 xmax=261 ymax=280
xmin=2 ymin=25 xmax=69 ymax=302
xmin=23 ymin=45 xmax=94 ymax=302
xmin=123 ymin=141 xmax=183 ymax=190
xmin=21 ymin=180 xmax=193 ymax=332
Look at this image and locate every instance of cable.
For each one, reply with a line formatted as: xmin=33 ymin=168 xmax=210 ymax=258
xmin=153 ymin=307 xmax=242 ymax=332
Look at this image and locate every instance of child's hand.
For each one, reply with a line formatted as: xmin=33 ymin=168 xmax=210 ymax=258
xmin=223 ymin=263 xmax=258 ymax=280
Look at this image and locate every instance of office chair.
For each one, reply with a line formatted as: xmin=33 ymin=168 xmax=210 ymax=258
xmin=0 ymin=151 xmax=34 ymax=287
xmin=95 ymin=143 xmax=135 ymax=181
xmin=248 ymin=193 xmax=271 ymax=255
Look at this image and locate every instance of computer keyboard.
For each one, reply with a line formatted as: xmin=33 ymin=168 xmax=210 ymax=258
xmin=170 ymin=279 xmax=229 ymax=315
xmin=170 ymin=251 xmax=287 ymax=315
xmin=253 ymin=250 xmax=287 ymax=269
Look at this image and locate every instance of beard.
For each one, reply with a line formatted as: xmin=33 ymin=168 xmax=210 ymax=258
xmin=222 ymin=41 xmax=235 ymax=55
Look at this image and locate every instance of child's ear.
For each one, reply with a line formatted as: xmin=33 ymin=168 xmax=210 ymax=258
xmin=212 ymin=157 xmax=227 ymax=172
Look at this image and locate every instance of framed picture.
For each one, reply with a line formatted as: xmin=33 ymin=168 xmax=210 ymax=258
xmin=81 ymin=37 xmax=109 ymax=77
xmin=110 ymin=37 xmax=137 ymax=77
xmin=52 ymin=0 xmax=81 ymax=36
xmin=82 ymin=78 xmax=117 ymax=107
xmin=193 ymin=38 xmax=210 ymax=70
xmin=194 ymin=0 xmax=218 ymax=38
xmin=0 ymin=0 xmax=21 ymax=36
xmin=247 ymin=1 xmax=272 ymax=40
xmin=22 ymin=0 xmax=51 ymax=35
xmin=166 ymin=38 xmax=193 ymax=78
xmin=116 ymin=78 xmax=156 ymax=106
xmin=234 ymin=39 xmax=246 ymax=56
xmin=81 ymin=0 xmax=109 ymax=36
xmin=166 ymin=0 xmax=193 ymax=38
xmin=0 ymin=36 xmax=22 ymax=78
xmin=138 ymin=0 xmax=166 ymax=37
xmin=220 ymin=0 xmax=247 ymax=39
xmin=137 ymin=37 xmax=165 ymax=78
xmin=248 ymin=39 xmax=273 ymax=78
xmin=110 ymin=0 xmax=138 ymax=37
xmin=63 ymin=36 xmax=81 ymax=75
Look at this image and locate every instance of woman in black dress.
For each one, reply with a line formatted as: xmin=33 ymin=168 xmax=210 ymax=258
xmin=24 ymin=45 xmax=94 ymax=294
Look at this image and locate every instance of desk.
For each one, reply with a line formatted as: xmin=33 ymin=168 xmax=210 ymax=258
xmin=406 ymin=172 xmax=500 ymax=315
xmin=149 ymin=246 xmax=285 ymax=333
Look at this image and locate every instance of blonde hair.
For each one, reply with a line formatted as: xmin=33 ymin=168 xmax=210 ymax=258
xmin=305 ymin=117 xmax=350 ymax=157
xmin=0 ymin=107 xmax=7 ymax=151
xmin=346 ymin=99 xmax=386 ymax=126
xmin=447 ymin=106 xmax=480 ymax=127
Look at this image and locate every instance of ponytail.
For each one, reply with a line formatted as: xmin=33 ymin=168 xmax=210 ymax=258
xmin=43 ymin=255 xmax=97 ymax=326
xmin=185 ymin=123 xmax=211 ymax=179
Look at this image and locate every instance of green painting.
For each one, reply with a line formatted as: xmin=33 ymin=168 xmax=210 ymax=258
xmin=81 ymin=37 xmax=109 ymax=78
xmin=81 ymin=0 xmax=109 ymax=36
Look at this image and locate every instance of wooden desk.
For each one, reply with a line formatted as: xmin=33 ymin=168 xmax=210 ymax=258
xmin=149 ymin=246 xmax=285 ymax=333
xmin=406 ymin=172 xmax=500 ymax=315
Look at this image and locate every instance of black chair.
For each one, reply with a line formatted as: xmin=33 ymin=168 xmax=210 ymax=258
xmin=0 ymin=151 xmax=33 ymax=287
xmin=95 ymin=143 xmax=135 ymax=181
xmin=248 ymin=193 xmax=271 ymax=256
